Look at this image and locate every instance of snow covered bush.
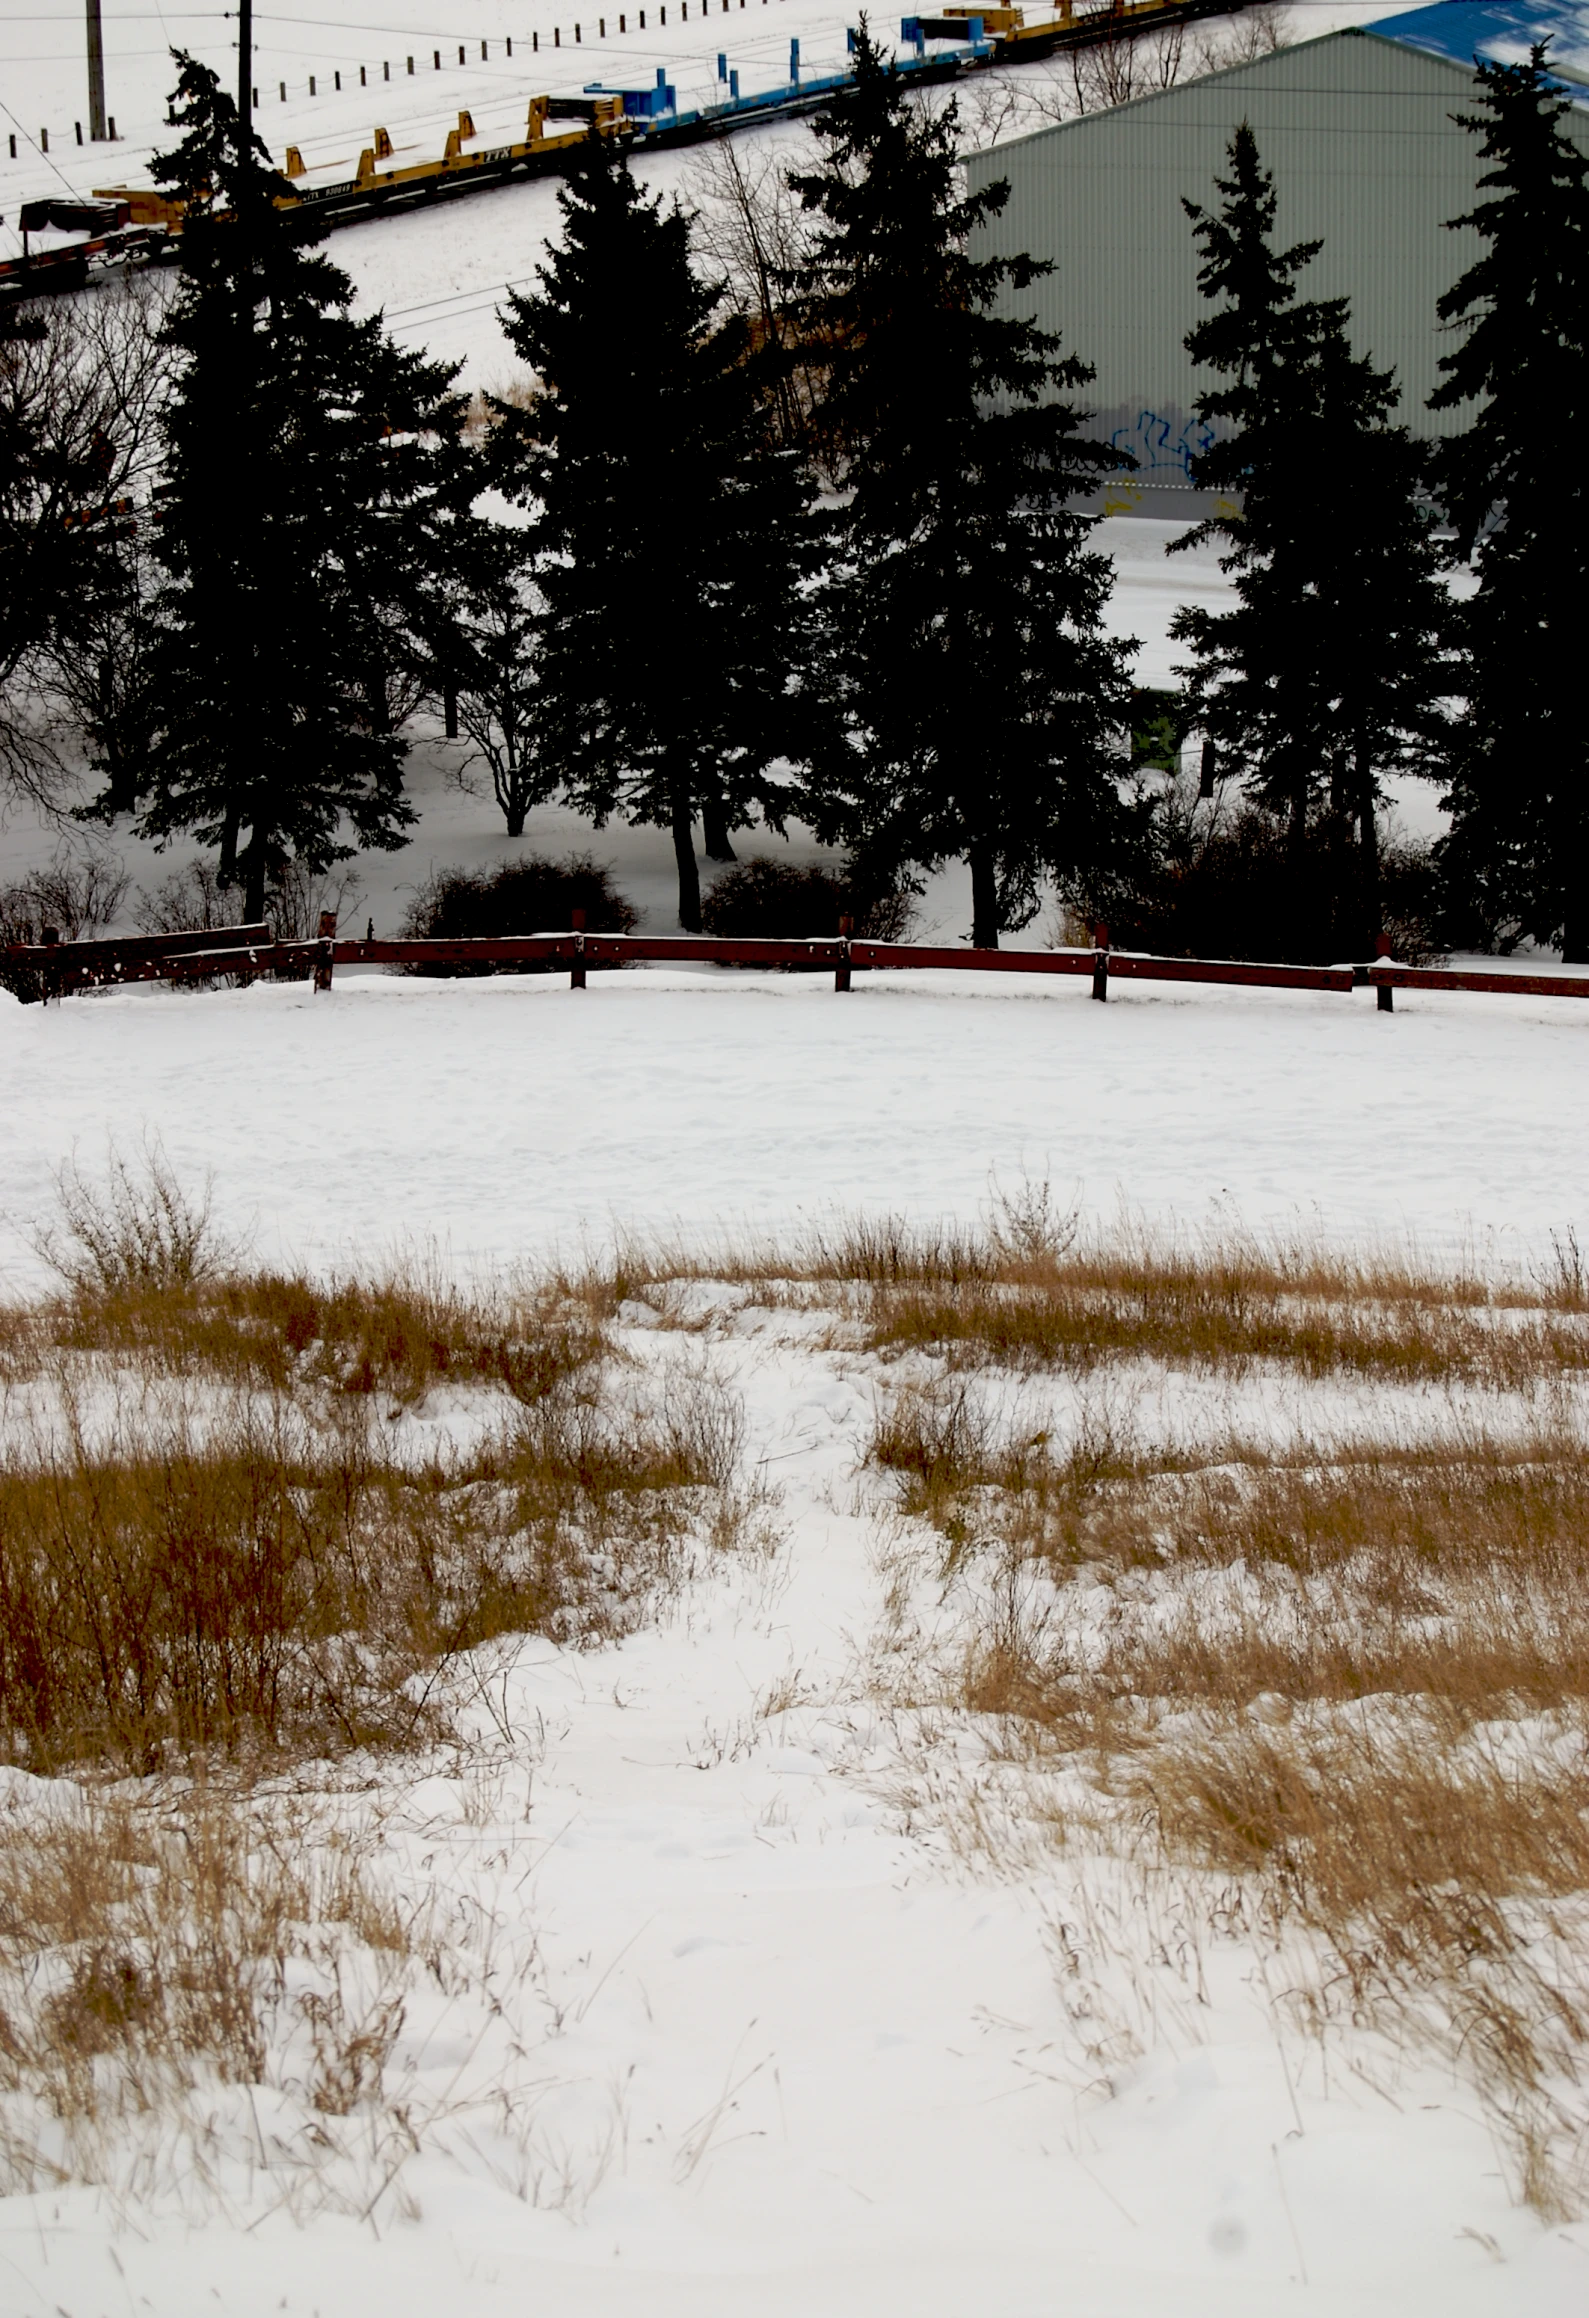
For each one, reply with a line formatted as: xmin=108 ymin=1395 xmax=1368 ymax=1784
xmin=700 ymin=856 xmax=912 ymax=944
xmin=398 ymin=853 xmax=637 ymax=973
xmin=1066 ymin=771 xmax=1448 ymax=965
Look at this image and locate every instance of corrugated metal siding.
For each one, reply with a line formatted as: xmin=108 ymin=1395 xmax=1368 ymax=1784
xmin=965 ymin=31 xmax=1589 ymax=502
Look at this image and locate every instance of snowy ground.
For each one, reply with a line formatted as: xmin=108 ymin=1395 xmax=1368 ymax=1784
xmin=7 ymin=963 xmax=1589 ymax=1299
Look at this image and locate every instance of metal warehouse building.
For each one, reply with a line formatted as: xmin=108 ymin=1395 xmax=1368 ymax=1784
xmin=965 ymin=0 xmax=1589 ymax=508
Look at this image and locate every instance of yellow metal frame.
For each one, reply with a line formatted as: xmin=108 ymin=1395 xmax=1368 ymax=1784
xmin=95 ymin=98 xmax=628 ymax=234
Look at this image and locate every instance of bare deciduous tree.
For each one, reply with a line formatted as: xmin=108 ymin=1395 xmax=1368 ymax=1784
xmin=0 ymin=276 xmax=171 ymax=816
xmin=451 ymin=542 xmax=550 ymax=838
xmin=1011 ymin=5 xmax=1293 ymax=126
xmin=684 ymin=137 xmax=826 ymax=454
xmin=1069 ymin=13 xmax=1191 ymax=113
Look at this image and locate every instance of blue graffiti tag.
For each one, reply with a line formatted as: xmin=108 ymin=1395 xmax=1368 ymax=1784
xmin=1110 ymin=409 xmax=1216 ymax=480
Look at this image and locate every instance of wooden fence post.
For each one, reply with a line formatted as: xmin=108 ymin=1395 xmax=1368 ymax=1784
xmin=313 ymin=911 xmax=336 ymax=994
xmin=1376 ymin=932 xmax=1393 ymax=1013
xmin=1092 ymin=920 xmax=1109 ymax=1003
xmin=570 ymin=906 xmax=586 ymax=990
xmin=836 ymin=913 xmax=852 ymax=994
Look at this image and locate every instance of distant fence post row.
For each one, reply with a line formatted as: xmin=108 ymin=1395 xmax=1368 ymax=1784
xmin=6 ymin=917 xmax=1587 ymax=1012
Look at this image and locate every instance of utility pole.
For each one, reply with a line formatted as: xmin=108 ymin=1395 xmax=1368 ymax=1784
xmin=85 ymin=0 xmax=108 ymax=140
xmin=238 ymin=0 xmax=253 ymax=136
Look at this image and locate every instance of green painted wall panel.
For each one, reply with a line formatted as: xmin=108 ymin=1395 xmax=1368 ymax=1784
xmin=965 ymin=29 xmax=1589 ymax=504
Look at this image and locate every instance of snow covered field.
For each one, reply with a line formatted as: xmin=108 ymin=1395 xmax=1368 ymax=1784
xmin=5 ymin=962 xmax=1589 ymax=1297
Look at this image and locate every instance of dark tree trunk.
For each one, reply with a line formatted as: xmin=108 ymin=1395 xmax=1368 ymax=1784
xmin=505 ymin=801 xmax=526 ymax=838
xmin=1356 ymin=740 xmax=1382 ymax=956
xmin=672 ymin=797 xmax=701 ymax=932
xmin=219 ymin=796 xmax=241 ymax=888
xmin=702 ymin=793 xmax=736 ymax=861
xmin=969 ymin=841 xmax=1000 ymax=951
xmin=1287 ymin=777 xmax=1309 ymax=861
xmin=243 ymin=833 xmax=268 ymax=923
xmin=1561 ymin=805 xmax=1589 ymax=962
xmin=1286 ymin=768 xmax=1320 ymax=960
xmin=101 ymin=746 xmax=140 ymax=818
xmin=443 ymin=681 xmax=458 ymax=741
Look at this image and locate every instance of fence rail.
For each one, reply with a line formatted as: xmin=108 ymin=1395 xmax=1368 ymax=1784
xmin=6 ymin=914 xmax=1589 ymax=1012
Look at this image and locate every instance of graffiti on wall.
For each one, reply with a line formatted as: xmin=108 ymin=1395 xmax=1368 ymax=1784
xmin=1110 ymin=407 xmax=1216 ymax=480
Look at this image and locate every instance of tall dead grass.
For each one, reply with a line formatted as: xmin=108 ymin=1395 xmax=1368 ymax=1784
xmin=0 ymin=1372 xmax=741 ymax=1774
xmin=0 ymin=1777 xmax=456 ymax=2211
xmin=0 ymin=1149 xmax=762 ymax=2218
xmin=856 ymin=1240 xmax=1589 ymax=1387
xmin=873 ymin=1380 xmax=1589 ymax=2214
xmin=0 ymin=1154 xmax=755 ymax=1772
xmin=849 ymin=1204 xmax=1589 ymax=2218
xmin=8 ymin=1144 xmax=602 ymax=1405
xmin=570 ymin=1205 xmax=1589 ymax=1391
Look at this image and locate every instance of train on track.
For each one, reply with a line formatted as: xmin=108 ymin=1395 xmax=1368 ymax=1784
xmin=0 ymin=0 xmax=1245 ymax=300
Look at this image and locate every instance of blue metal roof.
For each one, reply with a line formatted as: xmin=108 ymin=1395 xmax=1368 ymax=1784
xmin=1366 ymin=1 xmax=1589 ymax=96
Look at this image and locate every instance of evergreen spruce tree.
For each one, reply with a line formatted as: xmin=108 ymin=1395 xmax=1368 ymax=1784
xmin=1169 ymin=127 xmax=1452 ymax=954
xmin=789 ymin=27 xmax=1133 ymax=949
xmin=139 ymin=55 xmax=471 ymax=918
xmin=496 ymin=136 xmax=810 ymax=930
xmin=1431 ymin=46 xmax=1589 ymax=955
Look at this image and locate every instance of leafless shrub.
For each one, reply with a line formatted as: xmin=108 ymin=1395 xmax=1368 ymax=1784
xmin=132 ymin=857 xmax=360 ymax=975
xmin=1012 ymin=5 xmax=1292 ymax=126
xmin=986 ymin=1169 xmax=1081 ymax=1267
xmin=1191 ymin=3 xmax=1292 ymax=73
xmin=0 ymin=846 xmax=131 ymax=998
xmin=31 ymin=1142 xmax=228 ymax=1297
xmin=1068 ymin=13 xmax=1193 ymax=113
xmin=0 ymin=846 xmax=129 ymax=942
xmin=956 ymin=68 xmax=1051 ymax=146
xmin=264 ymin=858 xmax=364 ymax=947
xmin=132 ymin=858 xmax=235 ymax=936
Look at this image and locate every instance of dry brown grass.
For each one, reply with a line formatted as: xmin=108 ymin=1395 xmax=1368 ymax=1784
xmin=0 ymin=1370 xmax=742 ymax=1775
xmin=856 ymin=1242 xmax=1589 ymax=1387
xmin=0 ymin=1778 xmax=438 ymax=2206
xmin=43 ymin=1267 xmax=605 ymax=1405
xmin=562 ymin=1207 xmax=1589 ymax=1391
xmin=0 ymin=1157 xmax=753 ymax=1773
xmin=854 ymin=1221 xmax=1589 ymax=2217
xmin=7 ymin=1146 xmax=604 ymax=1405
xmin=880 ymin=1407 xmax=1589 ymax=2213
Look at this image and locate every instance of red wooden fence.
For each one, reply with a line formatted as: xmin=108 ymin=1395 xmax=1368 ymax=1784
xmin=6 ymin=914 xmax=1588 ymax=1012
